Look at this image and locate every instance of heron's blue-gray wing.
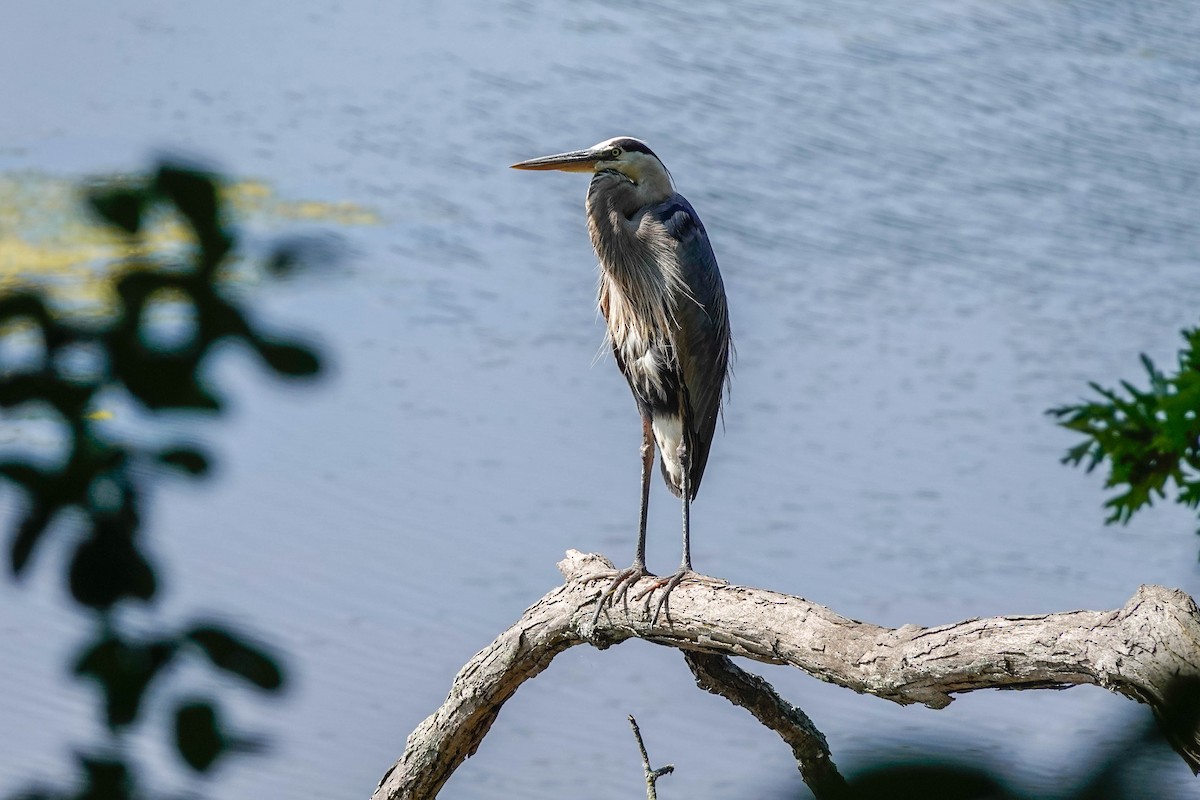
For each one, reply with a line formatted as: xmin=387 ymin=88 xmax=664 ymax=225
xmin=647 ymin=194 xmax=732 ymax=497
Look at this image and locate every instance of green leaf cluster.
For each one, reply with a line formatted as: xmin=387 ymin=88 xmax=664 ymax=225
xmin=1050 ymin=327 xmax=1200 ymax=531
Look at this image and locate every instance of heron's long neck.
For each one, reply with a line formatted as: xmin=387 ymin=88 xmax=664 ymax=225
xmin=586 ymin=175 xmax=678 ymax=344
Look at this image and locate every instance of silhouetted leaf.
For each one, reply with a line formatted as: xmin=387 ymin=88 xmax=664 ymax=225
xmin=110 ymin=348 xmax=219 ymax=411
xmin=252 ymin=339 xmax=321 ymax=378
xmin=87 ymin=187 xmax=148 ymax=235
xmin=154 ymin=164 xmax=231 ymax=267
xmin=113 ymin=269 xmax=177 ymax=309
xmin=0 ymin=373 xmax=93 ymax=415
xmin=0 ymin=292 xmax=53 ymax=329
xmin=0 ymin=461 xmax=45 ymax=490
xmin=193 ymin=290 xmax=253 ymax=340
xmin=154 ymin=165 xmax=217 ymax=226
xmin=74 ymin=634 xmax=177 ymax=728
xmin=847 ymin=761 xmax=1018 ymax=800
xmin=187 ymin=624 xmax=284 ymax=691
xmin=78 ymin=755 xmax=135 ymax=800
xmin=9 ymin=501 xmax=57 ymax=576
xmin=157 ymin=447 xmax=210 ymax=476
xmin=174 ymin=699 xmax=225 ymax=772
xmin=0 ymin=292 xmax=72 ymax=367
xmin=69 ymin=523 xmax=155 ymax=609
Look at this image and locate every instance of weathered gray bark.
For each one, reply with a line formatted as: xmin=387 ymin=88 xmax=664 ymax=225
xmin=372 ymin=550 xmax=1200 ymax=800
xmin=683 ymin=651 xmax=848 ymax=797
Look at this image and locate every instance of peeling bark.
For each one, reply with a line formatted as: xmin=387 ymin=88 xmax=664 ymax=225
xmin=372 ymin=550 xmax=1200 ymax=800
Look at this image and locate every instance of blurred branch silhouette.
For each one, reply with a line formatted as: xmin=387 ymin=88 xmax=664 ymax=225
xmin=1051 ymin=326 xmax=1200 ymax=535
xmin=2 ymin=163 xmax=322 ymax=799
xmin=841 ymin=675 xmax=1200 ymax=800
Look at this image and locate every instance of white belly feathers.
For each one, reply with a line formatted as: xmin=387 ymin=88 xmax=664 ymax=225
xmin=652 ymin=413 xmax=684 ymax=488
xmin=601 ymin=272 xmax=687 ymax=492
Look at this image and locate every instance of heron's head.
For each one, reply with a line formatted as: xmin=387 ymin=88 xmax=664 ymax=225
xmin=511 ymin=137 xmax=669 ymax=188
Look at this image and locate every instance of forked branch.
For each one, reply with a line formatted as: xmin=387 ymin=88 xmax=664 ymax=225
xmin=628 ymin=714 xmax=674 ymax=800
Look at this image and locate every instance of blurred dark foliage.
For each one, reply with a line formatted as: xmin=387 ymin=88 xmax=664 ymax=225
xmin=772 ymin=676 xmax=1200 ymax=800
xmin=1 ymin=163 xmax=322 ymax=799
xmin=1050 ymin=327 xmax=1200 ymax=536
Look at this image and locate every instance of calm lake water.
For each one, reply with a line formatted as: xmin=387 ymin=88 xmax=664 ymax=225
xmin=2 ymin=1 xmax=1199 ymax=797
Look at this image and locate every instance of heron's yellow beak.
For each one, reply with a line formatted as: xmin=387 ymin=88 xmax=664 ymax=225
xmin=510 ymin=148 xmax=599 ymax=172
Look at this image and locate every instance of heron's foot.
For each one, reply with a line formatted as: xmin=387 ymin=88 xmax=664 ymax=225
xmin=633 ymin=567 xmax=697 ymax=625
xmin=589 ymin=563 xmax=652 ymax=626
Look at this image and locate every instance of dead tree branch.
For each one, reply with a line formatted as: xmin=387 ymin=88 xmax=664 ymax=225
xmin=684 ymin=651 xmax=848 ymax=797
xmin=372 ymin=550 xmax=1200 ymax=800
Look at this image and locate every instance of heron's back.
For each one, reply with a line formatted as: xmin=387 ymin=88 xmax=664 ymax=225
xmin=591 ymin=189 xmax=731 ymax=499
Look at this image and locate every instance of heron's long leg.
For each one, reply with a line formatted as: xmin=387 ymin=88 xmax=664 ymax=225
xmin=638 ymin=439 xmax=694 ymax=624
xmin=590 ymin=417 xmax=656 ymax=626
xmin=679 ymin=438 xmax=692 ymax=571
xmin=634 ymin=415 xmax=654 ymax=567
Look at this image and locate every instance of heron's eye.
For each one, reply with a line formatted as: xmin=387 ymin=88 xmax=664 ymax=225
xmin=610 ymin=147 xmax=622 ymax=158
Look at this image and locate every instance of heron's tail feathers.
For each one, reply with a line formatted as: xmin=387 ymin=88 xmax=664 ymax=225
xmin=660 ymin=457 xmax=684 ymax=499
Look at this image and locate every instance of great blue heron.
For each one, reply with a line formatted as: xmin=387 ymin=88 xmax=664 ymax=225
xmin=512 ymin=136 xmax=732 ymax=623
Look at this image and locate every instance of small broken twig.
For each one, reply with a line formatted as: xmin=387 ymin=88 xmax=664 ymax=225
xmin=628 ymin=714 xmax=674 ymax=800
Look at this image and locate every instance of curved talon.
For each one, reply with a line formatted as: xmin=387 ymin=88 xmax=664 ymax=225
xmin=609 ymin=574 xmax=639 ymax=611
xmin=634 ymin=568 xmax=693 ymax=625
xmin=590 ymin=564 xmax=652 ymax=626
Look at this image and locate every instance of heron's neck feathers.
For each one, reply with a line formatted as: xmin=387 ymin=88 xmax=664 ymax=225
xmin=587 ymin=182 xmax=690 ymax=354
xmin=632 ymin=161 xmax=674 ymax=204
